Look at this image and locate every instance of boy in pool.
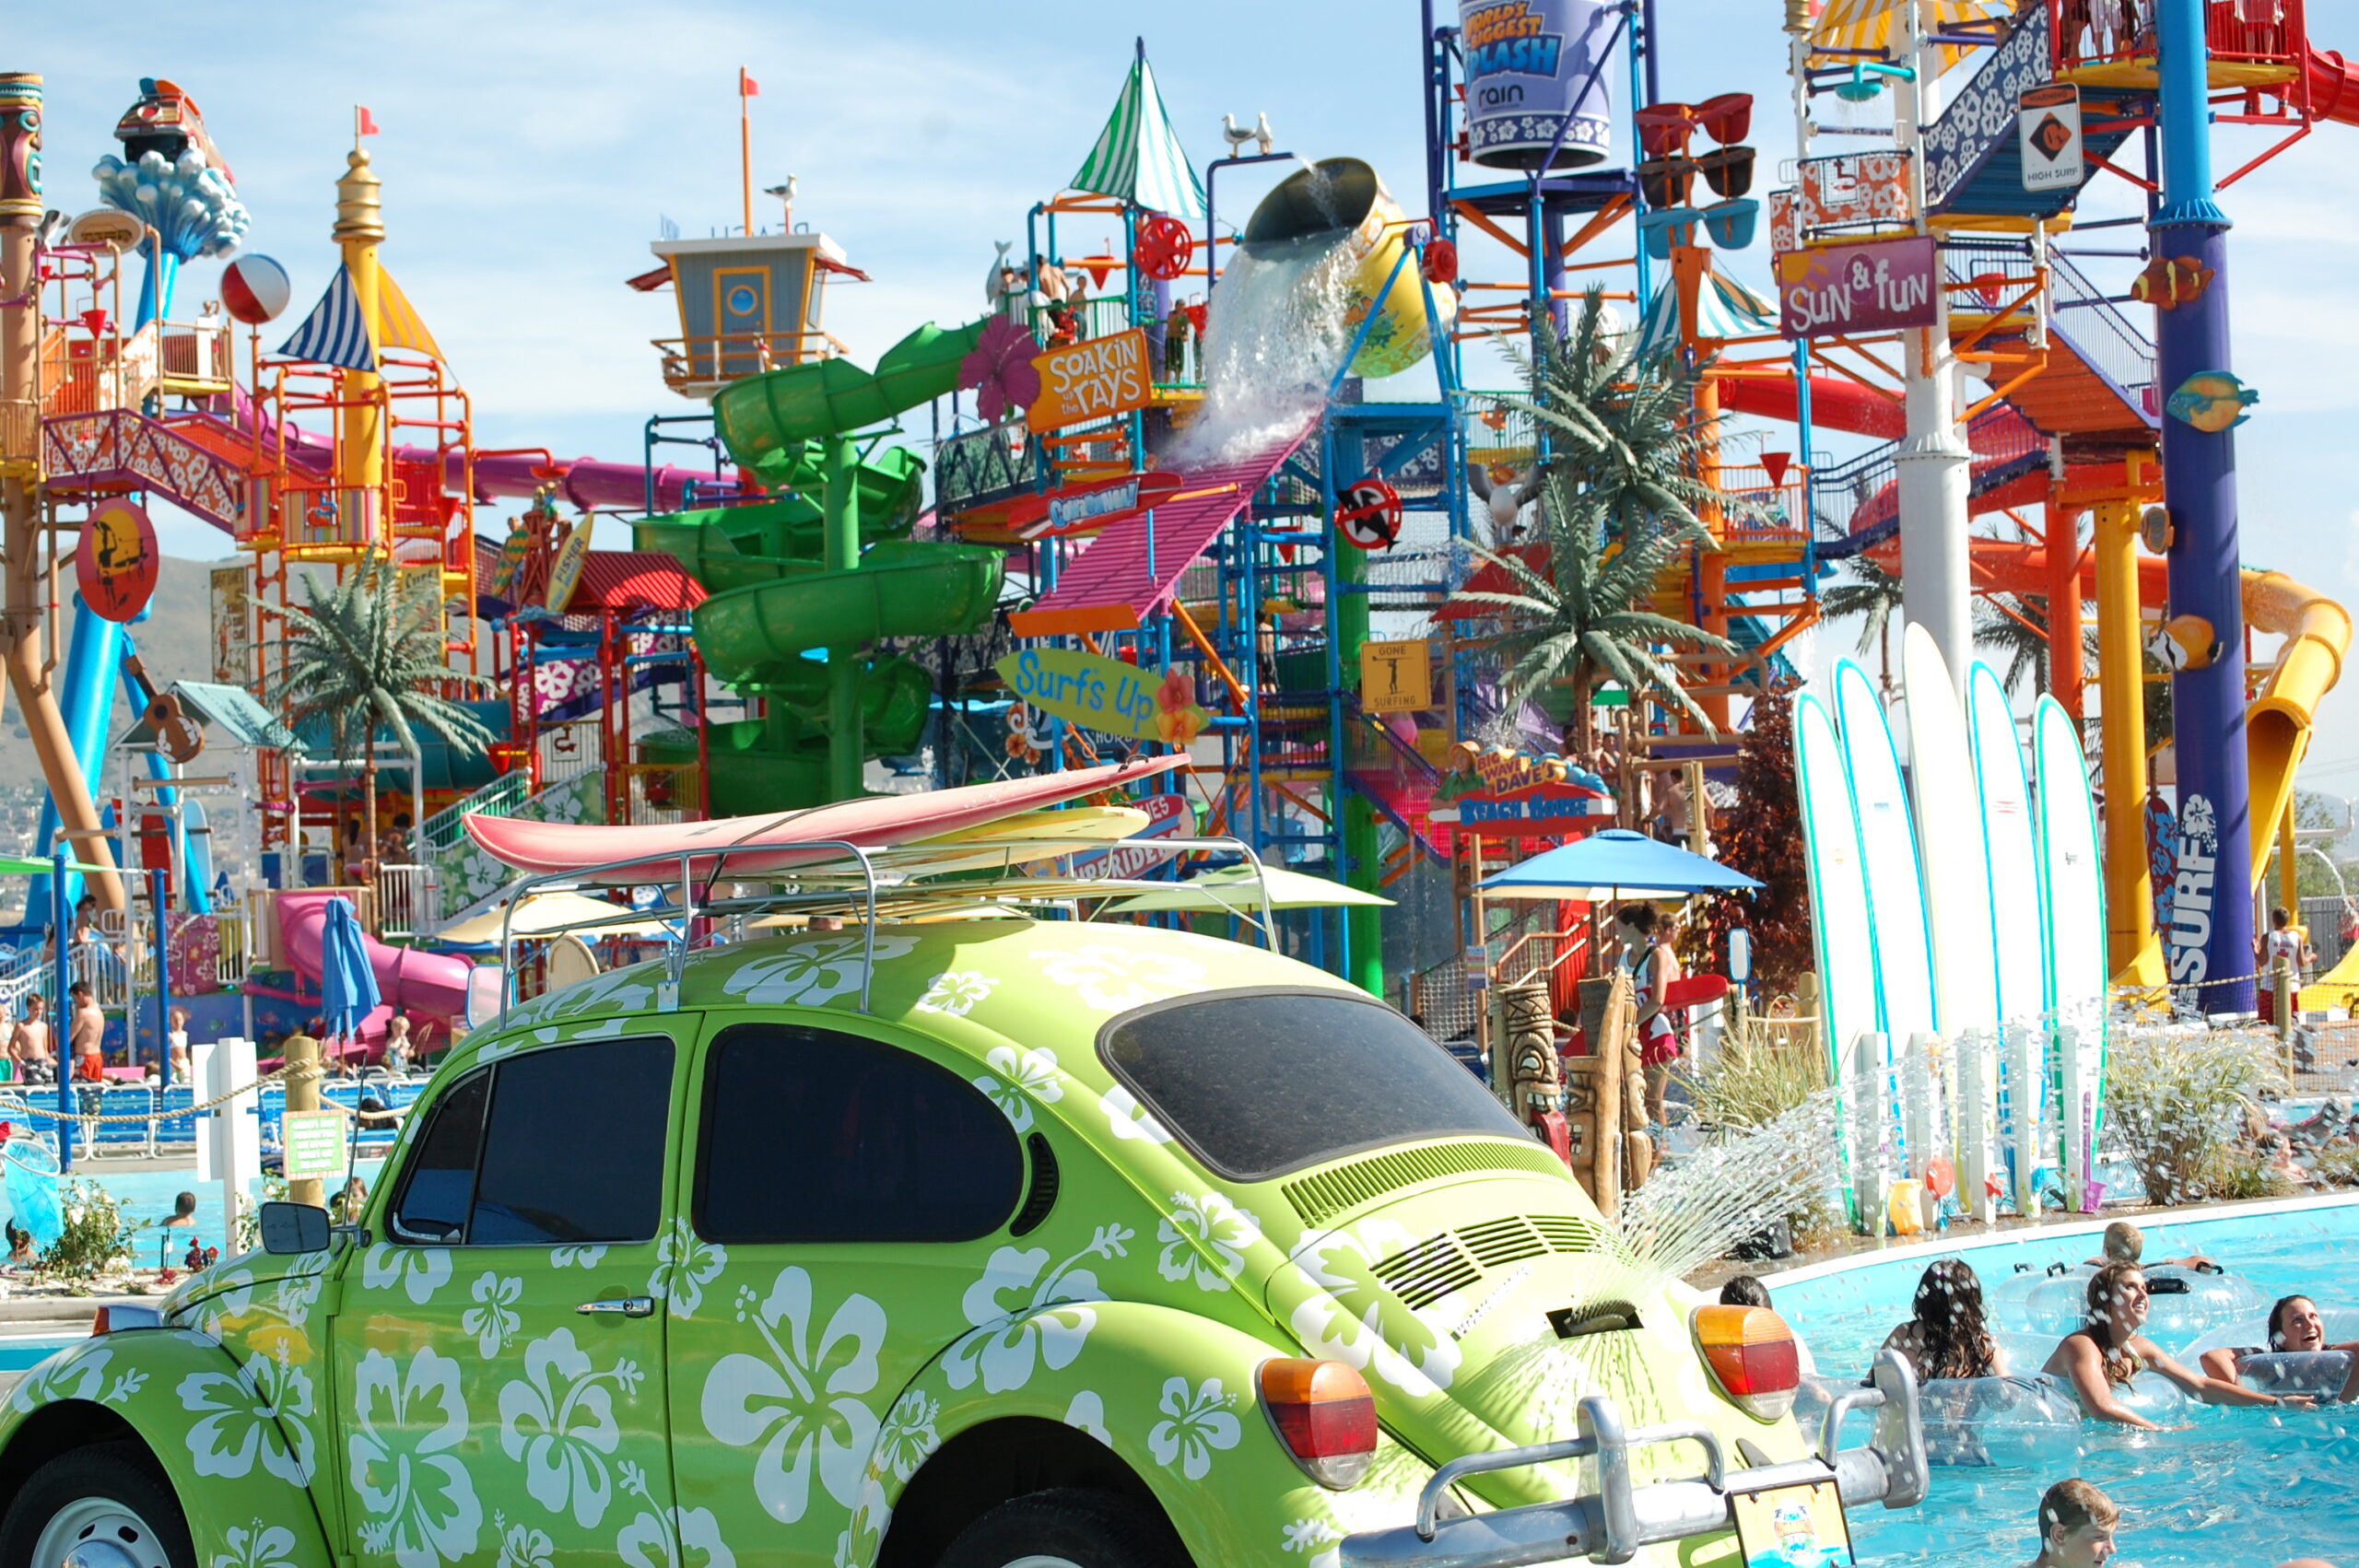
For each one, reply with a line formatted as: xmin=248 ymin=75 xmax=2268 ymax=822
xmin=2084 ymin=1219 xmax=2215 ymax=1273
xmin=2198 ymin=1294 xmax=2359 ymax=1402
xmin=2019 ymin=1479 xmax=2117 ymax=1568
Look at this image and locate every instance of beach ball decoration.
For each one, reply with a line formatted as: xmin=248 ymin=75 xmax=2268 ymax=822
xmin=220 ymin=253 xmax=291 ymax=324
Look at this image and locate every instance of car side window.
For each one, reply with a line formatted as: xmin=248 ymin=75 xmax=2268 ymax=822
xmin=693 ymin=1023 xmax=1021 ymax=1245
xmin=387 ymin=1035 xmax=674 ymax=1246
xmin=389 ymin=1068 xmax=489 ymax=1244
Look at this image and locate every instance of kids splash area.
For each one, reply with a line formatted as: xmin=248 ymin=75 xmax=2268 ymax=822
xmin=1 ymin=1 xmax=2358 ymax=1564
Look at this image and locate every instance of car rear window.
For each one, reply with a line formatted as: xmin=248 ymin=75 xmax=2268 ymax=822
xmin=1097 ymin=989 xmax=1528 ymax=1180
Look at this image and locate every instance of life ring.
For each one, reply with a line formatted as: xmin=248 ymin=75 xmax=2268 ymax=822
xmin=1917 ymin=1375 xmax=2083 ymax=1469
xmin=1336 ymin=477 xmax=1402 ymax=550
xmin=2234 ymin=1350 xmax=2353 ymax=1398
xmin=1135 ymin=215 xmax=1194 ymax=281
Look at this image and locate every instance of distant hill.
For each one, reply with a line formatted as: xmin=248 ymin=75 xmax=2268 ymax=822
xmin=0 ymin=555 xmax=238 ymax=793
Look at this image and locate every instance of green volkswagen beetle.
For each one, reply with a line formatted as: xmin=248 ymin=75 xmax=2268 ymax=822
xmin=0 ymin=919 xmax=1924 ymax=1568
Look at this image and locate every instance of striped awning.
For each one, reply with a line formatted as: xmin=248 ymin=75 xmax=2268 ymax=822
xmin=377 ymin=265 xmax=445 ymax=361
xmin=277 ymin=264 xmax=375 ymax=371
xmin=1638 ymin=266 xmax=1778 ymax=355
xmin=1810 ymin=0 xmax=2012 ymax=64
xmin=1068 ymin=52 xmax=1206 ymax=222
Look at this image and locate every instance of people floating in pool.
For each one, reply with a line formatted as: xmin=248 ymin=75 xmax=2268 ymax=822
xmin=2042 ymin=1261 xmax=2312 ymax=1427
xmin=2198 ymin=1294 xmax=2359 ymax=1402
xmin=1881 ymin=1258 xmax=2009 ymax=1380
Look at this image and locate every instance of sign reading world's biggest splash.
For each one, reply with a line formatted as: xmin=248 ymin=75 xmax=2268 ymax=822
xmin=1459 ymin=0 xmax=1615 ymax=170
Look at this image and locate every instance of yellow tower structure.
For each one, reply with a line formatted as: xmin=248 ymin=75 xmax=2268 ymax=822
xmin=333 ymin=142 xmax=385 ymax=514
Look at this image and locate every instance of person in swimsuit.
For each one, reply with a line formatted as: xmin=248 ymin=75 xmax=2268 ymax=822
xmin=2083 ymin=1218 xmax=2215 ymax=1272
xmin=2017 ymin=1478 xmax=2117 ymax=1568
xmin=2042 ymin=1261 xmax=2309 ymax=1427
xmin=1613 ymin=903 xmax=1684 ymax=1129
xmin=1882 ymin=1258 xmax=2008 ymax=1381
xmin=8 ymin=994 xmax=53 ymax=1083
xmin=2198 ymin=1294 xmax=2359 ymax=1402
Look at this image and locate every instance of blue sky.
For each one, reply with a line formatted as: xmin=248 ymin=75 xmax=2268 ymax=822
xmin=18 ymin=0 xmax=2359 ymax=787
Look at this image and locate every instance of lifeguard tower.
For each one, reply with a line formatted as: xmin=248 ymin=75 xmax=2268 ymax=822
xmin=640 ymin=231 xmax=859 ymax=396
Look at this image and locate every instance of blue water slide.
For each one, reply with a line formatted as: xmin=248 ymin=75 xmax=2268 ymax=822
xmin=26 ymin=598 xmax=126 ymax=922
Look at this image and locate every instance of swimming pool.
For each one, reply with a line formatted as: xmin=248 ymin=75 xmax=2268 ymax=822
xmin=6 ymin=1161 xmax=389 ymax=1271
xmin=0 ymin=1334 xmax=76 ymax=1372
xmin=1766 ymin=1195 xmax=2359 ymax=1567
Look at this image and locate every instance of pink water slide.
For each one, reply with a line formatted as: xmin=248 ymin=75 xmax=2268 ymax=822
xmin=228 ymin=390 xmax=737 ymax=513
xmin=276 ymin=890 xmax=472 ymax=1025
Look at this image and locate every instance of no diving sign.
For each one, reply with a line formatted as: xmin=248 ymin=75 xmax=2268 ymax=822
xmin=2019 ymin=83 xmax=2083 ymax=193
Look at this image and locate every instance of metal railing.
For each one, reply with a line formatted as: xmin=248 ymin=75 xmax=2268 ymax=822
xmin=1811 ymin=402 xmax=2049 ymax=555
xmin=2047 ymin=253 xmax=2158 ymax=418
xmin=420 ymin=771 xmax=532 ymax=857
xmin=651 ymin=329 xmax=844 ymax=391
xmin=934 ymin=419 xmax=1050 ymax=513
xmin=374 ymin=864 xmax=430 ymax=942
xmin=158 ymin=318 xmax=233 ymax=391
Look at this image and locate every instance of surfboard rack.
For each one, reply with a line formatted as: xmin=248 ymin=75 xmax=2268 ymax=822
xmin=487 ymin=832 xmax=1281 ymax=1017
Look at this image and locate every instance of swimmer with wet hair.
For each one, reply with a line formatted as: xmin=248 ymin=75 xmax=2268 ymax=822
xmin=1719 ymin=1274 xmax=1771 ymax=1309
xmin=2019 ymin=1478 xmax=2118 ymax=1568
xmin=2043 ymin=1261 xmax=2312 ymax=1427
xmin=2085 ymin=1219 xmax=2216 ymax=1272
xmin=2198 ymin=1293 xmax=2359 ymax=1402
xmin=1882 ymin=1258 xmax=2007 ymax=1380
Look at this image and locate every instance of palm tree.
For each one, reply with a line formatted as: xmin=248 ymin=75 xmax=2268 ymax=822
xmin=274 ymin=563 xmax=496 ymax=867
xmin=1819 ymin=552 xmax=1905 ymax=694
xmin=1449 ymin=289 xmax=1740 ymax=750
xmin=1973 ymin=591 xmax=2058 ymax=698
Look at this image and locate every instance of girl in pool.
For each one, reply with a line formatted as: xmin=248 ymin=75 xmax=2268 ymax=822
xmin=2198 ymin=1294 xmax=2359 ymax=1402
xmin=1881 ymin=1258 xmax=2008 ymax=1380
xmin=2042 ymin=1261 xmax=2312 ymax=1427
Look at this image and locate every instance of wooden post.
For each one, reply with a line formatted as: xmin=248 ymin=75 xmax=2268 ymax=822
xmin=285 ymin=1029 xmax=323 ymax=1210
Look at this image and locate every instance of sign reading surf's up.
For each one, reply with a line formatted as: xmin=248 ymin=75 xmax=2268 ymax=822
xmin=1776 ymin=234 xmax=1939 ymax=339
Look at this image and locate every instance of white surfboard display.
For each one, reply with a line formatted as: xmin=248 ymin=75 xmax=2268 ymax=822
xmin=1794 ymin=689 xmax=1882 ymax=1228
xmin=1966 ymin=662 xmax=2050 ymax=1212
xmin=1835 ymin=662 xmax=1938 ymax=1042
xmin=1904 ymin=626 xmax=1996 ymax=1212
xmin=1835 ymin=660 xmax=1936 ymax=1211
xmin=2035 ymin=696 xmax=2108 ymax=1209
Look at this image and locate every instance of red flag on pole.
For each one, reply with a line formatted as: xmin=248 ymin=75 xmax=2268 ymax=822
xmin=357 ymin=106 xmax=381 ymax=136
xmin=739 ymin=67 xmax=760 ymax=98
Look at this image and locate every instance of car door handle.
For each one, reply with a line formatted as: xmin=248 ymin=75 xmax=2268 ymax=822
xmin=576 ymin=1296 xmax=656 ymax=1318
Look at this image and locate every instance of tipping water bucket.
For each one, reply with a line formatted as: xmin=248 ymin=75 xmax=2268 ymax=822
xmin=1241 ymin=158 xmax=1456 ymax=380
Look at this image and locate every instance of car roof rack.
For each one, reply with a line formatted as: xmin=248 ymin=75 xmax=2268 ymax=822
xmin=489 ymin=832 xmax=1281 ymax=1018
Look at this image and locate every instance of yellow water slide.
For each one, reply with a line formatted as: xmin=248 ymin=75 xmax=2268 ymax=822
xmin=2244 ymin=570 xmax=2351 ymax=886
xmin=2113 ymin=568 xmax=2349 ymax=989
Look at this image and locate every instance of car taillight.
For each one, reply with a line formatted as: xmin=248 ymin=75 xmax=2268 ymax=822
xmin=1259 ymin=1358 xmax=1379 ymax=1488
xmin=1691 ymin=1304 xmax=1802 ymax=1421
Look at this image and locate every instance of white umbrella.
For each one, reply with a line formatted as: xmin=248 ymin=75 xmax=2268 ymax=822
xmin=1102 ymin=864 xmax=1394 ymax=914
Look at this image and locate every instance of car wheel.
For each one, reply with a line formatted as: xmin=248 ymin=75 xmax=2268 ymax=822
xmin=0 ymin=1442 xmax=193 ymax=1568
xmin=937 ymin=1488 xmax=1190 ymax=1568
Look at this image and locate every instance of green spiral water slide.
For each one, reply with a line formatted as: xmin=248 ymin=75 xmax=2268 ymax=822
xmin=635 ymin=320 xmax=1004 ymax=813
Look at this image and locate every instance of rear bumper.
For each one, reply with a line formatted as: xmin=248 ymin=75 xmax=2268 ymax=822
xmin=1340 ymin=1350 xmax=1928 ymax=1568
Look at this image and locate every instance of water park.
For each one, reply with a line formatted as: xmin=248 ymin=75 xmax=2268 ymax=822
xmin=0 ymin=0 xmax=2355 ymax=1563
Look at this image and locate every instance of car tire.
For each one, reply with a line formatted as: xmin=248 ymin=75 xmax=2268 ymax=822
xmin=936 ymin=1487 xmax=1191 ymax=1568
xmin=0 ymin=1441 xmax=194 ymax=1568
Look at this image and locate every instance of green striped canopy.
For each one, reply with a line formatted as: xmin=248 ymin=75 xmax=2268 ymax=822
xmin=1069 ymin=53 xmax=1206 ymax=223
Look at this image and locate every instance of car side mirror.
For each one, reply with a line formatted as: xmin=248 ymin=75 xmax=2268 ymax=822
xmin=259 ymin=1200 xmax=331 ymax=1255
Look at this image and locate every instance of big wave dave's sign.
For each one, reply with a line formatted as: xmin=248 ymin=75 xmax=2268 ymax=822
xmin=1459 ymin=0 xmax=1614 ymax=170
xmin=1777 ymin=234 xmax=1939 ymax=339
xmin=997 ymin=648 xmax=1164 ymax=741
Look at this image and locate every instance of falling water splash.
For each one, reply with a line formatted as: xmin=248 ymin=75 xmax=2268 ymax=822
xmin=1613 ymin=1090 xmax=1845 ymax=1288
xmin=1170 ymin=219 xmax=1359 ymax=467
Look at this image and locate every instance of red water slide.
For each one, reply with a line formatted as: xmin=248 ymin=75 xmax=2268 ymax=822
xmin=2307 ymin=45 xmax=2359 ymax=125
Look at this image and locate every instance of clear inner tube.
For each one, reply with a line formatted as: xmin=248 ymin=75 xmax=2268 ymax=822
xmin=1989 ymin=1261 xmax=2267 ymax=1345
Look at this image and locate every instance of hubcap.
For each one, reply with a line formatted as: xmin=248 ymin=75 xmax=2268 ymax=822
xmin=1003 ymin=1559 xmax=1086 ymax=1568
xmin=31 ymin=1497 xmax=169 ymax=1568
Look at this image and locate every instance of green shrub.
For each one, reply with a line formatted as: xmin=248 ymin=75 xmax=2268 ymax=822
xmin=2104 ymin=1026 xmax=2283 ymax=1205
xmin=40 ymin=1180 xmax=133 ymax=1281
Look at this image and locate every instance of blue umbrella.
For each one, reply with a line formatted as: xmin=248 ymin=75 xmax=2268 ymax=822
xmin=320 ymin=896 xmax=382 ymax=1045
xmin=1479 ymin=828 xmax=1764 ymax=901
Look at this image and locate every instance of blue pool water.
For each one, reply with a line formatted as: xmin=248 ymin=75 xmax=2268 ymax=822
xmin=0 ymin=1337 xmax=75 ymax=1371
xmin=1767 ymin=1196 xmax=2359 ymax=1567
xmin=2 ymin=1161 xmax=388 ymax=1272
